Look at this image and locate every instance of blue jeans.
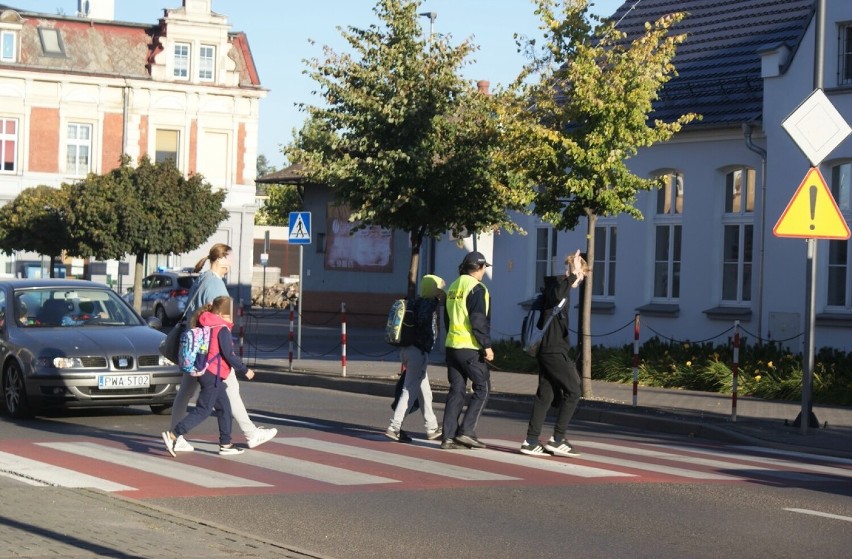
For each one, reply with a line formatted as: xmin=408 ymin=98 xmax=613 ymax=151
xmin=173 ymin=373 xmax=233 ymax=446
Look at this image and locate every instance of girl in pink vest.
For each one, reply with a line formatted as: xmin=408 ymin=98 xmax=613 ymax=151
xmin=162 ymin=296 xmax=256 ymax=456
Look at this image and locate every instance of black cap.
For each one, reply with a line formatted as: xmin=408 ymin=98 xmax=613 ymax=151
xmin=461 ymin=251 xmax=491 ymax=268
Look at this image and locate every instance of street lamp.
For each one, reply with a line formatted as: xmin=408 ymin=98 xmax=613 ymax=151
xmin=419 ymin=11 xmax=437 ymax=41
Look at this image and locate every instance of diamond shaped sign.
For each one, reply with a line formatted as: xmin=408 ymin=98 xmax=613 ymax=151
xmin=782 ymin=89 xmax=852 ymax=167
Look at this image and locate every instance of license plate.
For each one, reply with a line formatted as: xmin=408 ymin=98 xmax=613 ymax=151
xmin=98 ymin=375 xmax=150 ymax=389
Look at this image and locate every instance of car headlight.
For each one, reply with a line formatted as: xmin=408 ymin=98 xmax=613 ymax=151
xmin=37 ymin=357 xmax=85 ymax=369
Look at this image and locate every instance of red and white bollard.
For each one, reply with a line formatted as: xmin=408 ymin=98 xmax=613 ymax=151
xmin=732 ymin=320 xmax=740 ymax=422
xmin=288 ymin=301 xmax=295 ymax=372
xmin=341 ymin=302 xmax=347 ymax=377
xmin=632 ymin=313 xmax=640 ymax=407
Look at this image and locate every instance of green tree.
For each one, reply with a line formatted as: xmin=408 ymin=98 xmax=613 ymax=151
xmin=255 ymin=184 xmax=302 ymax=226
xmin=0 ymin=185 xmax=73 ymax=277
xmin=256 ymin=154 xmax=277 ymax=177
xmin=286 ymin=0 xmax=532 ymax=297
xmin=510 ymin=0 xmax=699 ymax=396
xmin=65 ymin=156 xmax=228 ymax=309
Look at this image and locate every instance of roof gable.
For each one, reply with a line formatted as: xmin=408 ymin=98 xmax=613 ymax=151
xmin=610 ymin=0 xmax=815 ymax=126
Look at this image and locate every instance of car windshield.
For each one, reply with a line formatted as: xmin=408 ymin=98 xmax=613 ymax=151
xmin=15 ymin=287 xmax=143 ymax=328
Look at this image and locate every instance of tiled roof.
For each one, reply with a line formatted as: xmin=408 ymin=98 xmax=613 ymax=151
xmin=0 ymin=4 xmax=261 ymax=87
xmin=609 ymin=0 xmax=815 ymax=126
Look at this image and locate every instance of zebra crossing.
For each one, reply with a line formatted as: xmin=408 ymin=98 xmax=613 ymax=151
xmin=0 ymin=432 xmax=850 ymax=499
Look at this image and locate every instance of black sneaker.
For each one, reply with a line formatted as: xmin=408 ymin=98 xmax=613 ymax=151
xmin=544 ymin=437 xmax=580 ymax=457
xmin=520 ymin=441 xmax=549 ymax=457
xmin=385 ymin=427 xmax=413 ymax=442
xmin=440 ymin=439 xmax=466 ymax=450
xmin=454 ymin=434 xmax=486 ymax=449
xmin=398 ymin=429 xmax=413 ymax=443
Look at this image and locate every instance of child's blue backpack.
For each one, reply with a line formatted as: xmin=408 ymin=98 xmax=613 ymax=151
xmin=178 ymin=325 xmax=212 ymax=376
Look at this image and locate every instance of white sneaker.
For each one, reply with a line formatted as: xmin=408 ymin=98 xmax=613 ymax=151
xmin=161 ymin=431 xmax=176 ymax=457
xmin=247 ymin=427 xmax=278 ymax=449
xmin=173 ymin=435 xmax=194 ymax=452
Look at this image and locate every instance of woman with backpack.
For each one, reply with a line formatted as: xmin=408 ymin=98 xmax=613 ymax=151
xmin=163 ymin=296 xmax=254 ymax=456
xmin=168 ymin=243 xmax=277 ymax=452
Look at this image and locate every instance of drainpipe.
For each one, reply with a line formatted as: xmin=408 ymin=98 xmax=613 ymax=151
xmin=743 ymin=122 xmax=767 ymax=342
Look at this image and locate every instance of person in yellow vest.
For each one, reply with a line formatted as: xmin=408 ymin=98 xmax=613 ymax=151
xmin=441 ymin=251 xmax=493 ymax=450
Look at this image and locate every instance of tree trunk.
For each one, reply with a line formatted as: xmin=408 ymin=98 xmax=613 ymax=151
xmin=407 ymin=228 xmax=425 ymax=299
xmin=581 ymin=212 xmax=597 ymax=398
xmin=132 ymin=253 xmax=146 ymax=312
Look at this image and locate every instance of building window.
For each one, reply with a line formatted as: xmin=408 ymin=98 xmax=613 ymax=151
xmin=721 ymin=168 xmax=755 ymax=303
xmin=653 ymin=172 xmax=683 ymax=300
xmin=37 ymin=27 xmax=65 ymax=57
xmin=155 ymin=129 xmax=179 ymax=166
xmin=66 ymin=123 xmax=92 ymax=176
xmin=593 ymin=222 xmax=616 ymax=298
xmin=828 ymin=162 xmax=852 ymax=307
xmin=199 ymin=45 xmax=215 ymax=81
xmin=0 ymin=118 xmax=17 ymax=173
xmin=173 ymin=43 xmax=190 ymax=80
xmin=534 ymin=227 xmax=558 ymax=293
xmin=839 ymin=24 xmax=852 ymax=86
xmin=1 ymin=30 xmax=16 ymax=63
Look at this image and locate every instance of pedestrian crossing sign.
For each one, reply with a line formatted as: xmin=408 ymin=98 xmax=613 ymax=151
xmin=773 ymin=168 xmax=850 ymax=240
xmin=288 ymin=211 xmax=311 ymax=245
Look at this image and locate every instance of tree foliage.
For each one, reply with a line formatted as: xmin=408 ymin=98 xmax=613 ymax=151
xmin=509 ymin=0 xmax=699 ymax=395
xmin=0 ymin=185 xmax=73 ymax=277
xmin=64 ymin=156 xmax=228 ymax=308
xmin=286 ymin=0 xmax=532 ymax=296
xmin=255 ymin=184 xmax=302 ymax=226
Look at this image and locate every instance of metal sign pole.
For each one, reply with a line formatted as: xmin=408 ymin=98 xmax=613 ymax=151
xmin=297 ymin=244 xmax=303 ymax=360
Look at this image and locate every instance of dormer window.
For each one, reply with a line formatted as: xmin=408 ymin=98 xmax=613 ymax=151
xmin=1 ymin=29 xmax=15 ymax=62
xmin=173 ymin=42 xmax=190 ymax=80
xmin=199 ymin=44 xmax=215 ymax=82
xmin=37 ymin=27 xmax=65 ymax=57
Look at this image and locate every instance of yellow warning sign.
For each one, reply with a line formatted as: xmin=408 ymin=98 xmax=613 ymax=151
xmin=773 ymin=167 xmax=850 ymax=239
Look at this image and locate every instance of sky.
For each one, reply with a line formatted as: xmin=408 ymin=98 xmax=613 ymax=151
xmin=14 ymin=0 xmax=625 ymax=170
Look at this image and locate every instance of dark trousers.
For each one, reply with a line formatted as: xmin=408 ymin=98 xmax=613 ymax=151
xmin=526 ymin=351 xmax=581 ymax=442
xmin=174 ymin=372 xmax=233 ymax=446
xmin=442 ymin=347 xmax=491 ymax=440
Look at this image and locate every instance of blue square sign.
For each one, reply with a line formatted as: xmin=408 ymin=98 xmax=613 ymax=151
xmin=288 ymin=211 xmax=311 ymax=245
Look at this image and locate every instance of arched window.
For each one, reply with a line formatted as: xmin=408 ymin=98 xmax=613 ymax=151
xmin=653 ymin=172 xmax=683 ymax=300
xmin=721 ymin=167 xmax=755 ymax=303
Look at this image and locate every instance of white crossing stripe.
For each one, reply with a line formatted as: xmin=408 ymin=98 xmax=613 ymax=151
xmin=732 ymin=446 xmax=852 ymax=465
xmin=38 ymin=442 xmax=270 ymax=489
xmin=584 ymin=441 xmax=830 ymax=482
xmin=650 ymin=443 xmax=852 ymax=480
xmin=784 ymin=508 xmax=852 ymax=523
xmin=272 ymin=438 xmax=520 ymax=481
xmin=0 ymin=451 xmax=133 ymax=492
xmin=187 ymin=441 xmax=397 ymax=485
xmin=465 ymin=440 xmax=635 ymax=478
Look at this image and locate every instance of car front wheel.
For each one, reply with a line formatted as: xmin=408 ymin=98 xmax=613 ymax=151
xmin=3 ymin=361 xmax=32 ymax=418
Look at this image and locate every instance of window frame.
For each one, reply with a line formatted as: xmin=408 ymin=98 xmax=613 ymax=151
xmin=37 ymin=27 xmax=65 ymax=57
xmin=65 ymin=122 xmax=93 ymax=176
xmin=827 ymin=161 xmax=852 ymax=309
xmin=0 ymin=117 xmax=18 ymax=174
xmin=198 ymin=44 xmax=215 ymax=82
xmin=838 ymin=23 xmax=852 ymax=86
xmin=652 ymin=171 xmax=683 ymax=302
xmin=154 ymin=129 xmax=180 ymax=167
xmin=173 ymin=42 xmax=190 ymax=80
xmin=720 ymin=167 xmax=756 ymax=304
xmin=1 ymin=29 xmax=16 ymax=63
xmin=592 ymin=220 xmax=616 ymax=299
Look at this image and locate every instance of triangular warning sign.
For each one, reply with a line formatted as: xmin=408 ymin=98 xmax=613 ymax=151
xmin=773 ymin=167 xmax=850 ymax=239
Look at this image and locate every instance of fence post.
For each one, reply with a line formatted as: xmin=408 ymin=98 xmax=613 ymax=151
xmin=632 ymin=313 xmax=640 ymax=407
xmin=288 ymin=301 xmax=294 ymax=373
xmin=341 ymin=302 xmax=347 ymax=377
xmin=732 ymin=320 xmax=740 ymax=422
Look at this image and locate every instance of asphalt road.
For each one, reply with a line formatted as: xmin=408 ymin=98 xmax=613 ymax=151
xmin=4 ymin=382 xmax=848 ymax=558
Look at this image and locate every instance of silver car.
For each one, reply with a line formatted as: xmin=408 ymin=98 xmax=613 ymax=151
xmin=125 ymin=271 xmax=198 ymax=325
xmin=0 ymin=279 xmax=182 ymax=418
